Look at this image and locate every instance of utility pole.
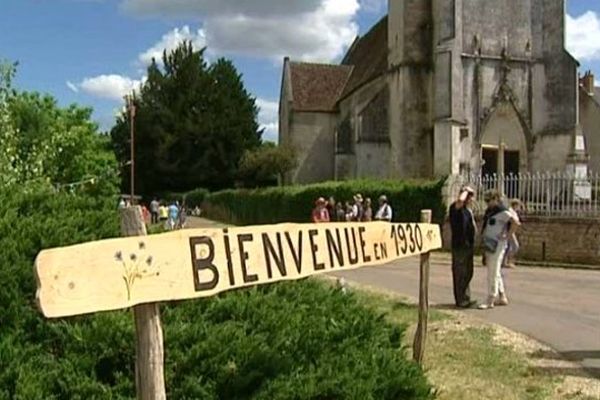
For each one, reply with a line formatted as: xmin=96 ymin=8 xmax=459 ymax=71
xmin=125 ymin=94 xmax=136 ymax=204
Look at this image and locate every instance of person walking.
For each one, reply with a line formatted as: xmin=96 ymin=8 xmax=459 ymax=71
xmin=159 ymin=203 xmax=168 ymax=224
xmin=150 ymin=198 xmax=159 ymax=224
xmin=311 ymin=198 xmax=330 ymax=223
xmin=374 ymin=195 xmax=392 ymax=222
xmin=178 ymin=203 xmax=188 ymax=229
xmin=449 ymin=186 xmax=477 ymax=308
xmin=168 ymin=201 xmax=179 ymax=230
xmin=479 ymin=190 xmax=520 ymax=310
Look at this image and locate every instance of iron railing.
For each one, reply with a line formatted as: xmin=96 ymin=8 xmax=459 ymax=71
xmin=448 ymin=172 xmax=600 ymax=217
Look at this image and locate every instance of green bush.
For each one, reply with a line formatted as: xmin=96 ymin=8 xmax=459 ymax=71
xmin=203 ymin=179 xmax=445 ymax=226
xmin=0 ymin=186 xmax=434 ymax=399
xmin=185 ymin=187 xmax=209 ymax=208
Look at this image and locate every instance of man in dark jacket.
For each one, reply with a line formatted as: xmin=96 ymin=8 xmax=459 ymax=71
xmin=449 ymin=186 xmax=477 ymax=308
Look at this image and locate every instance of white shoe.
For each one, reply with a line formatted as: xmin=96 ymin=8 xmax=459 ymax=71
xmin=478 ymin=296 xmax=496 ymax=310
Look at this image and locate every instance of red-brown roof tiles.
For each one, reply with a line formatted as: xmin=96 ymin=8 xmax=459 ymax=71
xmin=289 ymin=62 xmax=353 ymax=112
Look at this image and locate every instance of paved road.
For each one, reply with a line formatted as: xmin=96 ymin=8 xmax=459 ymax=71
xmin=333 ymin=256 xmax=600 ymax=378
xmin=187 ymin=218 xmax=600 ymax=379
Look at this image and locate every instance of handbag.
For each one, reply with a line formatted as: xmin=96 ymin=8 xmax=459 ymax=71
xmin=483 ymin=236 xmax=498 ymax=253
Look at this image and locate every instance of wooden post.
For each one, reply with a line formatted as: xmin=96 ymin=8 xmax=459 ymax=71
xmin=413 ymin=209 xmax=432 ymax=365
xmin=120 ymin=206 xmax=166 ymax=400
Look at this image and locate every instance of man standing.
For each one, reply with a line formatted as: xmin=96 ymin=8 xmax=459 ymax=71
xmin=150 ymin=198 xmax=159 ymax=224
xmin=374 ymin=195 xmax=392 ymax=222
xmin=351 ymin=194 xmax=364 ymax=221
xmin=449 ymin=186 xmax=477 ymax=308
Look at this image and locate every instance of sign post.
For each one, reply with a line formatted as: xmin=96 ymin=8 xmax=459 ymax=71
xmin=120 ymin=207 xmax=166 ymax=400
xmin=413 ymin=209 xmax=432 ymax=365
xmin=35 ymin=215 xmax=442 ymax=396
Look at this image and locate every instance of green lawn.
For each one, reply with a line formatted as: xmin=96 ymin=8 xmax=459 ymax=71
xmin=349 ymin=284 xmax=597 ymax=400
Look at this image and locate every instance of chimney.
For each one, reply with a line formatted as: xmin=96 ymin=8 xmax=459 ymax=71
xmin=580 ymin=70 xmax=595 ymax=95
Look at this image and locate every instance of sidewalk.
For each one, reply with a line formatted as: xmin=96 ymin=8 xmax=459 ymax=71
xmin=334 ymin=257 xmax=600 ymax=381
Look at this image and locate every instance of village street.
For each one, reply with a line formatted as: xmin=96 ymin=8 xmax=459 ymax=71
xmin=333 ymin=255 xmax=600 ymax=380
xmin=187 ymin=217 xmax=600 ymax=380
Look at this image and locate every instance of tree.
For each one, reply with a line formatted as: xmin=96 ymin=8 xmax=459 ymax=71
xmin=237 ymin=142 xmax=297 ymax=187
xmin=0 ymin=61 xmax=118 ymax=192
xmin=110 ymin=42 xmax=262 ymax=195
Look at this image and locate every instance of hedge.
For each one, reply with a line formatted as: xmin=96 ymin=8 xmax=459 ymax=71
xmin=184 ymin=187 xmax=209 ymax=208
xmin=0 ymin=185 xmax=434 ymax=399
xmin=202 ymin=179 xmax=446 ymax=226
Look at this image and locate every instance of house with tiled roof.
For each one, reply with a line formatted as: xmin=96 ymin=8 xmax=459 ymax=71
xmin=279 ymin=0 xmax=599 ymax=184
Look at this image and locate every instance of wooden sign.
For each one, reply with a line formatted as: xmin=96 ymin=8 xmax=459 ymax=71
xmin=35 ymin=221 xmax=441 ymax=318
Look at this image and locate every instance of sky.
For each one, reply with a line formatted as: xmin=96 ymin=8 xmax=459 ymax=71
xmin=1 ymin=0 xmax=599 ymax=143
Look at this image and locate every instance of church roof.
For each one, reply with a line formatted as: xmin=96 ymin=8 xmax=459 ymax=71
xmin=339 ymin=15 xmax=388 ymax=100
xmin=288 ymin=62 xmax=353 ymax=112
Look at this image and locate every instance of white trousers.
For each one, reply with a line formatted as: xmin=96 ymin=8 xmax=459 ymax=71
xmin=485 ymin=240 xmax=508 ymax=298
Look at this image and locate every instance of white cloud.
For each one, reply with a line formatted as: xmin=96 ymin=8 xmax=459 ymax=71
xmin=78 ymin=74 xmax=145 ymax=100
xmin=124 ymin=0 xmax=360 ymax=62
xmin=121 ymin=0 xmax=322 ymax=18
xmin=139 ymin=26 xmax=207 ymax=65
xmin=256 ymin=98 xmax=279 ymax=142
xmin=566 ymin=11 xmax=600 ymax=61
xmin=66 ymin=81 xmax=79 ymax=93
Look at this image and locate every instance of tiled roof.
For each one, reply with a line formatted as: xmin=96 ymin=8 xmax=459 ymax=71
xmin=340 ymin=15 xmax=388 ymax=100
xmin=289 ymin=62 xmax=353 ymax=112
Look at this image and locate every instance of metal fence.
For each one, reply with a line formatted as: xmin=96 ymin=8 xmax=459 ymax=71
xmin=448 ymin=172 xmax=600 ymax=217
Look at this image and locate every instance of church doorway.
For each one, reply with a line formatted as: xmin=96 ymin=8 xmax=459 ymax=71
xmin=481 ymin=145 xmax=520 ymax=197
xmin=481 ymin=146 xmax=520 ymax=176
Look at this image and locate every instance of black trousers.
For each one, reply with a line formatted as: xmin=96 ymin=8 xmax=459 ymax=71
xmin=151 ymin=211 xmax=159 ymax=224
xmin=451 ymin=246 xmax=474 ymax=306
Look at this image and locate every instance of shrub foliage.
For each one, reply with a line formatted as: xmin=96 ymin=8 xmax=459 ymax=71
xmin=203 ymin=179 xmax=446 ymax=226
xmin=0 ymin=187 xmax=434 ymax=399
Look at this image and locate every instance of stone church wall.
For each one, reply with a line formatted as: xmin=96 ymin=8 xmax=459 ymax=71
xmin=288 ymin=112 xmax=337 ymax=184
xmin=442 ymin=215 xmax=600 ymax=265
xmin=388 ymin=0 xmax=434 ymax=179
xmin=336 ymin=76 xmax=388 ymax=180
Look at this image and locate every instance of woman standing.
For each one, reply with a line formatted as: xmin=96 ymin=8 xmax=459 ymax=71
xmin=479 ymin=190 xmax=520 ymax=309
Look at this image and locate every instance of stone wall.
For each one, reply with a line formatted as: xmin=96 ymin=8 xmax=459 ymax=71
xmin=442 ymin=215 xmax=600 ymax=266
xmin=287 ymin=112 xmax=337 ymax=184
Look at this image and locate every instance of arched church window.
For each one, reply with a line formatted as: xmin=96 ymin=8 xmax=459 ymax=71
xmin=359 ymin=88 xmax=389 ymax=143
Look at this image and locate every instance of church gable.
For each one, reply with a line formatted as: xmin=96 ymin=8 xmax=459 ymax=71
xmin=288 ymin=62 xmax=352 ymax=112
xmin=340 ymin=15 xmax=388 ymax=100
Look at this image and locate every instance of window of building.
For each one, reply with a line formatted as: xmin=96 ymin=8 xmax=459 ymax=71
xmin=358 ymin=88 xmax=389 ymax=143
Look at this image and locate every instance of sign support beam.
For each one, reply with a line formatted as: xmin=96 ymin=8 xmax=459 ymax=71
xmin=121 ymin=207 xmax=166 ymax=400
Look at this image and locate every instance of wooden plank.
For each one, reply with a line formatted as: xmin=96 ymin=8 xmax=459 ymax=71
xmin=413 ymin=210 xmax=432 ymax=365
xmin=35 ymin=221 xmax=442 ymax=318
xmin=120 ymin=207 xmax=166 ymax=400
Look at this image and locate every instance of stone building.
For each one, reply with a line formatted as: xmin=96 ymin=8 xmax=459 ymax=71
xmin=279 ymin=0 xmax=600 ymax=184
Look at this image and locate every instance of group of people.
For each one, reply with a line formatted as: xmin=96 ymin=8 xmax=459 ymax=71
xmin=118 ymin=197 xmax=201 ymax=230
xmin=449 ymin=186 xmax=523 ymax=310
xmin=311 ymin=194 xmax=393 ymax=223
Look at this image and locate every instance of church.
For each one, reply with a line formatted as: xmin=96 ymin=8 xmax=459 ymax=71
xmin=279 ymin=0 xmax=600 ymax=184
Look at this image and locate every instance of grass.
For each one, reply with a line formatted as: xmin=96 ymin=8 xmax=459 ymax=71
xmin=349 ymin=285 xmax=596 ymax=400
